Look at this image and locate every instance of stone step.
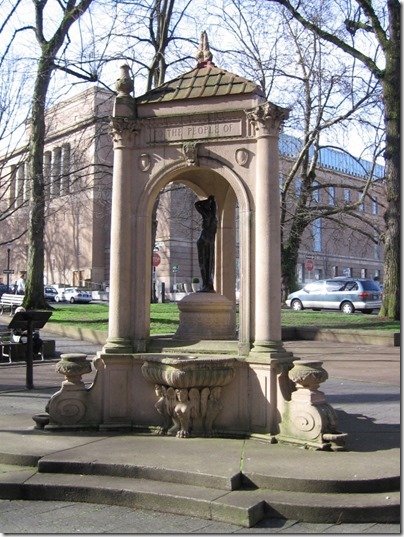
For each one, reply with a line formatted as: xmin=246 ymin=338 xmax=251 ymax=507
xmin=37 ymin=456 xmax=399 ymax=495
xmin=37 ymin=458 xmax=241 ymax=491
xmin=0 ymin=465 xmax=399 ymax=526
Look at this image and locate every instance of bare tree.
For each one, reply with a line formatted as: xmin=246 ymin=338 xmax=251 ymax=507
xmin=111 ymin=0 xmax=199 ymax=93
xmin=0 ymin=0 xmax=100 ymax=308
xmin=209 ymin=1 xmax=384 ymax=298
xmin=267 ymin=0 xmax=400 ymax=319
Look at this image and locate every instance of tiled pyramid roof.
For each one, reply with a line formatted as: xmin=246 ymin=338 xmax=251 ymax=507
xmin=136 ymin=63 xmax=265 ymax=104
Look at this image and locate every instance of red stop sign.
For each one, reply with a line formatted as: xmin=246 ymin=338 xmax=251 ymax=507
xmin=306 ymin=259 xmax=314 ymax=271
xmin=152 ymin=252 xmax=161 ymax=267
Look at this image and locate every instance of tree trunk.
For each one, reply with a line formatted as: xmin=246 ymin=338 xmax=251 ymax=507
xmin=379 ymin=3 xmax=400 ymax=319
xmin=281 ymin=242 xmax=300 ymax=301
xmin=24 ymin=57 xmax=53 ymax=310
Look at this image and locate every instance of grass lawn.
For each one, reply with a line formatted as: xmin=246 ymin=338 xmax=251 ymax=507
xmin=47 ymin=303 xmax=400 ymax=334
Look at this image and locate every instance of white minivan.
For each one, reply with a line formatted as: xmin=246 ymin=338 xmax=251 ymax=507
xmin=285 ymin=278 xmax=382 ymax=314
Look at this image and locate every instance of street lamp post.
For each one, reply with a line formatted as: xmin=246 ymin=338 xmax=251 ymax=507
xmin=6 ymin=243 xmax=12 ymax=290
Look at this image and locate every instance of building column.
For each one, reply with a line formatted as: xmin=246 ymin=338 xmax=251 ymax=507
xmin=247 ymin=103 xmax=290 ymax=359
xmin=104 ymin=115 xmax=138 ymax=354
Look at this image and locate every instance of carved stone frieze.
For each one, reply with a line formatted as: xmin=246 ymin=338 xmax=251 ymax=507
xmin=153 ymin=384 xmax=223 ymax=438
xmin=141 ymin=354 xmax=236 ymax=438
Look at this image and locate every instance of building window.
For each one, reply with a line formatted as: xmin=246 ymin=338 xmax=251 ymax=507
xmin=344 ymin=188 xmax=350 ymax=203
xmin=61 ymin=143 xmax=71 ymax=195
xmin=343 ymin=267 xmax=352 ymax=277
xmin=295 ymin=178 xmax=301 ymax=196
xmin=374 ymin=229 xmax=380 ymax=260
xmin=358 ymin=191 xmax=364 ymax=211
xmin=332 ymin=265 xmax=338 ymax=277
xmin=313 ymin=181 xmax=319 ymax=203
xmin=51 ymin=147 xmax=62 ymax=197
xmin=44 ymin=151 xmax=52 ymax=199
xmin=372 ymin=197 xmax=378 ymax=215
xmin=328 ymin=186 xmax=335 ymax=206
xmin=8 ymin=165 xmax=17 ymax=205
xmin=361 ymin=268 xmax=367 ymax=278
xmin=47 ymin=144 xmax=71 ymax=198
xmin=297 ymin=263 xmax=303 ymax=283
xmin=313 ymin=219 xmax=322 ymax=252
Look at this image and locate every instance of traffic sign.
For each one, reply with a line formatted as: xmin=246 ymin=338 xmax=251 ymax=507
xmin=305 ymin=259 xmax=314 ymax=272
xmin=3 ymin=269 xmax=14 ymax=274
xmin=172 ymin=264 xmax=179 ymax=273
xmin=152 ymin=252 xmax=161 ymax=267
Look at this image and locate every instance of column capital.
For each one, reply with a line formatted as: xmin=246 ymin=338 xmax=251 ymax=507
xmin=246 ymin=102 xmax=290 ymax=137
xmin=109 ymin=117 xmax=139 ymax=148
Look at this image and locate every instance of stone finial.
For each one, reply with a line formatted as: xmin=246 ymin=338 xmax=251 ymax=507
xmin=115 ymin=64 xmax=134 ymax=96
xmin=196 ymin=31 xmax=213 ymax=67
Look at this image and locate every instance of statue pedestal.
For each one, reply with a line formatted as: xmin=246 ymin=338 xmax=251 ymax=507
xmin=174 ymin=293 xmax=236 ymax=340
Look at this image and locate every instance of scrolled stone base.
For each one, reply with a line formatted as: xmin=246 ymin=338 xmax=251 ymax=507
xmin=278 ymin=360 xmax=347 ymax=451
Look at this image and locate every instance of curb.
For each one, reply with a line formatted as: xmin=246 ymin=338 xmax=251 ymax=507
xmin=40 ymin=323 xmax=399 ymax=348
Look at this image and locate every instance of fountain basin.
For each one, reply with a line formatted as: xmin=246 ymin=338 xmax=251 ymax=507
xmin=141 ymin=354 xmax=237 ymax=388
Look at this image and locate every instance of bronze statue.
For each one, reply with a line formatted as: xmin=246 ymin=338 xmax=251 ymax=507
xmin=195 ymin=195 xmax=217 ymax=292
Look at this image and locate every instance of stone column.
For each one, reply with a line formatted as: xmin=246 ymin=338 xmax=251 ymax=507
xmin=247 ymin=103 xmax=290 ymax=359
xmin=104 ymin=116 xmax=137 ymax=353
xmin=103 ymin=67 xmax=137 ymax=353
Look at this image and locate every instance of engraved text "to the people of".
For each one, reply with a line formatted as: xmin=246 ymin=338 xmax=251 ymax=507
xmin=151 ymin=122 xmax=241 ymax=142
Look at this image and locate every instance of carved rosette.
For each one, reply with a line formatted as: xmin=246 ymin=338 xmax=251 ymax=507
xmin=109 ymin=117 xmax=139 ymax=148
xmin=246 ymin=102 xmax=290 ymax=136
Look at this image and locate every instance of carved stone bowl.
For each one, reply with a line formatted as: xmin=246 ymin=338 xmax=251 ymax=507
xmin=141 ymin=354 xmax=237 ymax=389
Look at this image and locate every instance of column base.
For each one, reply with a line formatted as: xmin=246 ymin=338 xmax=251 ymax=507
xmin=103 ymin=337 xmax=133 ymax=354
xmin=248 ymin=339 xmax=294 ymax=364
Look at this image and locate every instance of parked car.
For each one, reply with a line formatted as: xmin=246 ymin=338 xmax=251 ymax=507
xmin=44 ymin=286 xmax=58 ymax=301
xmin=54 ymin=288 xmax=66 ymax=302
xmin=285 ymin=278 xmax=382 ymax=314
xmin=0 ymin=284 xmax=15 ymax=298
xmin=63 ymin=287 xmax=92 ymax=304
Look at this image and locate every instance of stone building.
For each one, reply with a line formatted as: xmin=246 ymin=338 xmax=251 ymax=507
xmin=0 ymin=86 xmax=385 ymax=295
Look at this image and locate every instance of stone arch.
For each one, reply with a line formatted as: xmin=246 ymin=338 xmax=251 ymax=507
xmin=138 ymin=155 xmax=252 ymax=347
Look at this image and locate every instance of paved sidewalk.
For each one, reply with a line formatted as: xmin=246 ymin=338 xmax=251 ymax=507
xmin=0 ymin=327 xmax=400 ymax=534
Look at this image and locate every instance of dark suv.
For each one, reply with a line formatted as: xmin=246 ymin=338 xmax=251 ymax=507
xmin=0 ymin=284 xmax=15 ymax=299
xmin=285 ymin=278 xmax=382 ymax=314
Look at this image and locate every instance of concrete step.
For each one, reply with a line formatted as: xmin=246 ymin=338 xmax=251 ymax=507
xmin=37 ymin=458 xmax=241 ymax=491
xmin=37 ymin=456 xmax=399 ymax=495
xmin=0 ymin=463 xmax=399 ymax=527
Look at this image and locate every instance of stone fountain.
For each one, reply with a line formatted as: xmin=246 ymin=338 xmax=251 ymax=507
xmin=40 ymin=33 xmax=346 ymax=451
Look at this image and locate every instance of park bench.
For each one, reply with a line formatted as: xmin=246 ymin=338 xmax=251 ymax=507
xmin=0 ymin=328 xmax=55 ymax=363
xmin=0 ymin=294 xmax=24 ymax=315
xmin=0 ymin=329 xmax=25 ymax=363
